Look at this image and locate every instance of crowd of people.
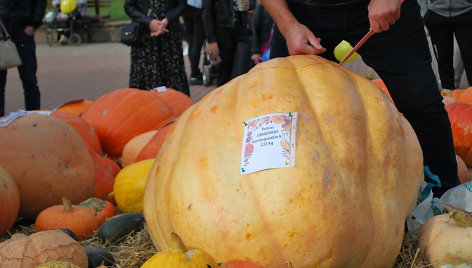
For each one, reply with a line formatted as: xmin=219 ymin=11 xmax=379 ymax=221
xmin=123 ymin=0 xmax=274 ymax=90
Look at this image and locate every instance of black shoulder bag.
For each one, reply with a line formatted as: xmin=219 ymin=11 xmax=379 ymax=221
xmin=120 ymin=21 xmax=146 ymax=46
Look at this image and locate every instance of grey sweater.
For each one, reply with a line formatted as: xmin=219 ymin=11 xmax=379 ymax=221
xmin=425 ymin=0 xmax=472 ymax=17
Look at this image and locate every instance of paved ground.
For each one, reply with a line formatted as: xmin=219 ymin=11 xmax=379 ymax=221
xmin=3 ymin=41 xmax=468 ymax=115
xmin=3 ymin=42 xmax=217 ymax=114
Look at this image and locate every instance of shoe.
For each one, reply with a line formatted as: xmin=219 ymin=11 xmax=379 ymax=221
xmin=189 ymin=76 xmax=203 ymax=85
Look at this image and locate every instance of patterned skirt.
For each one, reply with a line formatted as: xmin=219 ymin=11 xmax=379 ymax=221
xmin=129 ymin=31 xmax=190 ymax=96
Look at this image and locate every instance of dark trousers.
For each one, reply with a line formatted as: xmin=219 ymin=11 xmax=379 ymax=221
xmin=0 ymin=31 xmax=41 ymax=117
xmin=183 ymin=6 xmax=206 ymax=78
xmin=270 ymin=0 xmax=460 ymax=196
xmin=216 ymin=19 xmax=252 ymax=86
xmin=424 ymin=9 xmax=472 ymax=89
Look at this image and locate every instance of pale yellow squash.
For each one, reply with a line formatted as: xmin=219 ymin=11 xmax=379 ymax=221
xmin=141 ymin=233 xmax=218 ymax=268
xmin=113 ymin=159 xmax=155 ymax=213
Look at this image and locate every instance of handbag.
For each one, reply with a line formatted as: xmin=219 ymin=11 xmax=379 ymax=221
xmin=0 ymin=19 xmax=22 ymax=70
xmin=120 ymin=21 xmax=146 ymax=46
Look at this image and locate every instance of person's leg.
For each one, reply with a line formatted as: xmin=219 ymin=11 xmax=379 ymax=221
xmin=424 ymin=10 xmax=455 ymax=89
xmin=0 ymin=70 xmax=6 ymax=117
xmin=14 ymin=31 xmax=40 ymax=111
xmin=357 ymin=0 xmax=460 ymax=196
xmin=453 ymin=10 xmax=472 ymax=87
xmin=191 ymin=12 xmax=206 ymax=77
xmin=231 ymin=29 xmax=252 ymax=79
xmin=216 ymin=27 xmax=236 ymax=86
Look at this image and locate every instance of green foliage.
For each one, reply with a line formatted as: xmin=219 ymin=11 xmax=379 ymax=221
xmin=88 ymin=0 xmax=128 ymax=22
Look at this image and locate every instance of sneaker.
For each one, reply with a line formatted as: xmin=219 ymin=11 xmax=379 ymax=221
xmin=189 ymin=76 xmax=203 ymax=85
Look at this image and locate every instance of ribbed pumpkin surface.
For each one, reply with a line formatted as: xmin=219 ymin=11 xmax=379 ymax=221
xmin=0 ymin=114 xmax=95 ymax=219
xmin=81 ymin=88 xmax=175 ymax=158
xmin=143 ymin=55 xmax=423 ymax=267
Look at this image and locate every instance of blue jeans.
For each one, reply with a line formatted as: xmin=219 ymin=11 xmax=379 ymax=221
xmin=0 ymin=30 xmax=41 ymax=116
xmin=270 ymin=0 xmax=460 ymax=197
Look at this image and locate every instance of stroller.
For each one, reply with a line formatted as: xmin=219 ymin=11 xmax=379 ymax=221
xmin=44 ymin=0 xmax=88 ymax=46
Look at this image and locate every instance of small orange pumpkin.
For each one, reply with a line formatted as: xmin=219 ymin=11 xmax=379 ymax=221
xmin=35 ymin=198 xmax=100 ymax=240
xmin=79 ymin=197 xmax=116 ymax=225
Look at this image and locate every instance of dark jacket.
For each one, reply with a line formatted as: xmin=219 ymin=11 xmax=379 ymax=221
xmin=202 ymin=0 xmax=255 ymax=43
xmin=0 ymin=0 xmax=46 ymax=34
xmin=250 ymin=4 xmax=273 ymax=54
xmin=124 ymin=0 xmax=185 ymax=31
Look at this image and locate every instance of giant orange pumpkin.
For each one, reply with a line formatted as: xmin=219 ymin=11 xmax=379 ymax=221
xmin=445 ymin=103 xmax=472 ymax=166
xmin=81 ymin=88 xmax=175 ymax=158
xmin=143 ymin=55 xmax=424 ymax=267
xmin=0 ymin=113 xmax=95 ymax=219
xmin=0 ymin=166 xmax=20 ymax=236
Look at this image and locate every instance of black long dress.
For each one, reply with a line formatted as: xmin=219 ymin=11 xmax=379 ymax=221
xmin=129 ymin=0 xmax=189 ymax=95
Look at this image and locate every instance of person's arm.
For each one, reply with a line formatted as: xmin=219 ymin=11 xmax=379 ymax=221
xmin=368 ymin=0 xmax=402 ymax=33
xmin=251 ymin=5 xmax=261 ymax=55
xmin=202 ymin=0 xmax=219 ymax=61
xmin=260 ymin=0 xmax=325 ymax=55
xmin=202 ymin=0 xmax=217 ymax=43
xmin=29 ymin=0 xmax=47 ymax=30
xmin=165 ymin=0 xmax=185 ymax=22
xmin=124 ymin=0 xmax=153 ymax=25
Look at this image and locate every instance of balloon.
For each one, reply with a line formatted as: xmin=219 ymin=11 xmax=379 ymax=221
xmin=60 ymin=0 xmax=77 ymax=14
xmin=334 ymin=40 xmax=360 ymax=63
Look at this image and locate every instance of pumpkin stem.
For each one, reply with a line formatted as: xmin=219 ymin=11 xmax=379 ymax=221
xmin=169 ymin=232 xmax=186 ymax=252
xmin=62 ymin=197 xmax=73 ymax=212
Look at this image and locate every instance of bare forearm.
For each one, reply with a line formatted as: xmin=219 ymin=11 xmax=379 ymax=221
xmin=261 ymin=0 xmax=298 ymax=36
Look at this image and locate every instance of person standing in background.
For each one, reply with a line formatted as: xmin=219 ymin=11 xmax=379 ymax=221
xmin=250 ymin=3 xmax=273 ymax=64
xmin=183 ymin=0 xmax=206 ymax=85
xmin=0 ymin=0 xmax=46 ymax=117
xmin=203 ymin=0 xmax=255 ymax=86
xmin=125 ymin=0 xmax=190 ymax=95
xmin=423 ymin=0 xmax=472 ymax=90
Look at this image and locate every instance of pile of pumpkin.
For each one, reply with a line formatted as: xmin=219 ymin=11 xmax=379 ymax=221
xmin=0 ymin=87 xmax=198 ymax=267
xmin=0 ymin=55 xmax=471 ymax=267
